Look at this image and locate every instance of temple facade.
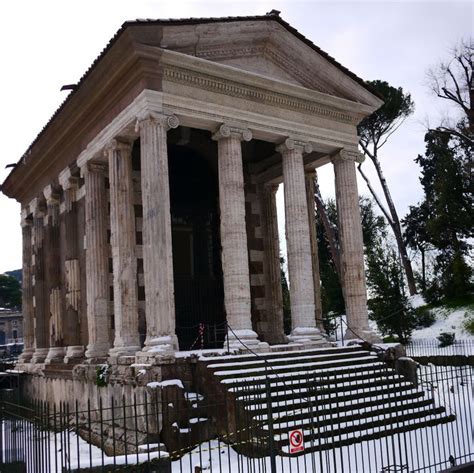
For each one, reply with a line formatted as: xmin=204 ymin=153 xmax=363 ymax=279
xmin=2 ymin=13 xmax=382 ymax=391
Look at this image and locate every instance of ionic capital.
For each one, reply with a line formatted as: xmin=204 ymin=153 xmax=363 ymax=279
xmin=43 ymin=185 xmax=60 ymax=205
xmin=21 ymin=208 xmax=33 ymax=227
xmin=276 ymin=138 xmax=313 ymax=156
xmin=29 ymin=197 xmax=46 ymax=218
xmin=105 ymin=138 xmax=133 ymax=155
xmin=333 ymin=148 xmax=365 ymax=164
xmin=263 ymin=182 xmax=279 ymax=194
xmin=135 ymin=112 xmax=179 ymax=132
xmin=304 ymin=168 xmax=317 ymax=179
xmin=59 ymin=167 xmax=76 ymax=191
xmin=85 ymin=160 xmax=108 ymax=175
xmin=212 ymin=124 xmax=252 ymax=142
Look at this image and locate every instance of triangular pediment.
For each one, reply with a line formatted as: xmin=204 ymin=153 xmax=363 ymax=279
xmin=157 ymin=19 xmax=381 ymax=107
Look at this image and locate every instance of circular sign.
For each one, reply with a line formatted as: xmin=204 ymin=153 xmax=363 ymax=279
xmin=289 ymin=429 xmax=304 ymax=453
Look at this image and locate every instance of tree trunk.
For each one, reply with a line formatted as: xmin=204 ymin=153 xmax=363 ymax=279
xmin=421 ymin=248 xmax=426 ymax=292
xmin=313 ymin=183 xmax=341 ymax=280
xmin=368 ymin=151 xmax=418 ymax=296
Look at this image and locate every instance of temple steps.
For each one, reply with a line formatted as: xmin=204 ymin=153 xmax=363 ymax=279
xmin=198 ymin=344 xmax=455 ymax=456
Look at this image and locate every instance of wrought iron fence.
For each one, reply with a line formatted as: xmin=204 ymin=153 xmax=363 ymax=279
xmin=0 ymin=362 xmax=472 ymax=472
xmin=406 ymin=339 xmax=474 ymax=358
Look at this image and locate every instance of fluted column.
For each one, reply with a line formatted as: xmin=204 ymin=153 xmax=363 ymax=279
xmin=18 ymin=209 xmax=34 ymax=362
xmin=44 ymin=186 xmax=66 ymax=363
xmin=212 ymin=124 xmax=262 ymax=349
xmin=83 ymin=161 xmax=111 ymax=361
xmin=278 ymin=138 xmax=324 ymax=346
xmin=333 ymin=149 xmax=377 ymax=342
xmin=261 ymin=184 xmax=287 ymax=344
xmin=137 ymin=113 xmax=179 ymax=355
xmin=59 ymin=170 xmax=84 ymax=362
xmin=305 ymin=170 xmax=325 ymax=334
xmin=30 ymin=198 xmax=49 ymax=363
xmin=107 ymin=139 xmax=141 ymax=358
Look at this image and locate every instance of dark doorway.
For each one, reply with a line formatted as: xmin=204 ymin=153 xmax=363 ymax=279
xmin=169 ymin=145 xmax=226 ymax=350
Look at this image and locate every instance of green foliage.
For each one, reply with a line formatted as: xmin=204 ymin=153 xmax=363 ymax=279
xmin=96 ymin=364 xmax=109 ymax=387
xmin=404 ymin=130 xmax=472 ymax=303
xmin=315 ymin=199 xmax=344 ymax=324
xmin=358 ymin=80 xmax=415 ymax=149
xmin=5 ymin=269 xmax=22 ymax=283
xmin=437 ymin=332 xmax=455 ymax=347
xmin=463 ymin=315 xmax=474 ymax=335
xmin=366 ymin=244 xmax=415 ymax=343
xmin=413 ymin=306 xmax=435 ymax=329
xmin=0 ymin=274 xmax=22 ymax=309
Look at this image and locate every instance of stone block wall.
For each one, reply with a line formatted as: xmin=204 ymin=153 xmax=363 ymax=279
xmin=244 ymin=171 xmax=269 ymax=341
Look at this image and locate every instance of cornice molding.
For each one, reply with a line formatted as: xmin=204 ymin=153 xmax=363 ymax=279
xmin=163 ymin=65 xmax=358 ymax=125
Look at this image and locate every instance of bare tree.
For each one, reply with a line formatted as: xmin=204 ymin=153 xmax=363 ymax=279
xmin=427 ymin=38 xmax=473 ymax=143
xmin=358 ymin=80 xmax=418 ymax=295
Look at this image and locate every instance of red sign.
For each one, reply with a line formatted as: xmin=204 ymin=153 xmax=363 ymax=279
xmin=289 ymin=429 xmax=304 ymax=454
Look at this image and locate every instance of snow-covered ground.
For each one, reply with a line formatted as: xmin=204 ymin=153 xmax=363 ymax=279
xmin=174 ymin=366 xmax=473 ymax=472
xmin=2 ymin=364 xmax=471 ymax=473
xmin=411 ymin=305 xmax=474 ymax=341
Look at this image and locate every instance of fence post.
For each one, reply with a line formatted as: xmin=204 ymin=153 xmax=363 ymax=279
xmin=264 ymin=361 xmax=277 ymax=473
xmin=0 ymin=398 xmax=3 ymax=465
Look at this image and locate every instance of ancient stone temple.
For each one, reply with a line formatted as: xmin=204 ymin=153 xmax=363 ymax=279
xmin=1 ymin=12 xmax=382 ymax=403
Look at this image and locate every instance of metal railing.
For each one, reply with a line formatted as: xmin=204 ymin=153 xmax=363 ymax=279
xmin=406 ymin=339 xmax=474 ymax=358
xmin=1 ymin=360 xmax=473 ymax=471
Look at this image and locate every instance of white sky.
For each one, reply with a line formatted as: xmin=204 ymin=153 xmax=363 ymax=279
xmin=0 ymin=0 xmax=471 ymax=273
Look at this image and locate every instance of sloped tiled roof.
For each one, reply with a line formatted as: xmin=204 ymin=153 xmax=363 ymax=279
xmin=2 ymin=11 xmax=379 ymax=184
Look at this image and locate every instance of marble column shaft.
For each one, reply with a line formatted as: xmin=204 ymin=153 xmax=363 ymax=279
xmin=213 ymin=124 xmax=257 ymax=343
xmin=261 ymin=184 xmax=286 ymax=343
xmin=61 ymin=175 xmax=84 ymax=361
xmin=333 ymin=149 xmax=370 ymax=338
xmin=84 ymin=161 xmax=111 ymax=360
xmin=138 ymin=113 xmax=179 ymax=352
xmin=108 ymin=139 xmax=140 ymax=355
xmin=305 ymin=171 xmax=324 ymax=332
xmin=19 ymin=212 xmax=34 ymax=361
xmin=44 ymin=190 xmax=63 ymax=350
xmin=31 ymin=201 xmax=49 ymax=362
xmin=278 ymin=138 xmax=322 ymax=344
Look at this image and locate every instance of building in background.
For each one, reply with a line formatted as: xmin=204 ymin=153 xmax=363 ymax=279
xmin=0 ymin=308 xmax=23 ymax=356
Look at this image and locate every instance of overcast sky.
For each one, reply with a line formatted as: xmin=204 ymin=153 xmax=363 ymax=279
xmin=0 ymin=0 xmax=471 ymax=274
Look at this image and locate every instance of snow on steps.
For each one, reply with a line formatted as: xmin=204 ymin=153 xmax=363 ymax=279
xmin=199 ymin=344 xmax=455 ymax=456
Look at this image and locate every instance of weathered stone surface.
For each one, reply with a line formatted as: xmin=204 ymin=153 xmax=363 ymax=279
xmin=19 ymin=210 xmax=34 ymax=362
xmin=333 ymin=149 xmax=378 ymax=342
xmin=212 ymin=124 xmax=262 ymax=349
xmin=30 ymin=198 xmax=49 ymax=363
xmin=278 ymin=139 xmax=324 ymax=346
xmin=107 ymin=139 xmax=141 ymax=357
xmin=305 ymin=171 xmax=325 ymax=334
xmin=137 ymin=113 xmax=179 ymax=355
xmin=261 ymin=183 xmax=287 ymax=344
xmin=83 ymin=161 xmax=111 ymax=361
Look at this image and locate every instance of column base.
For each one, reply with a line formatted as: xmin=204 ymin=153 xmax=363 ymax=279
xmin=288 ymin=327 xmax=328 ymax=348
xmin=136 ymin=334 xmax=178 ymax=361
xmin=225 ymin=329 xmax=269 ymax=353
xmin=31 ymin=348 xmax=50 ymax=364
xmin=84 ymin=343 xmax=110 ymax=363
xmin=45 ymin=347 xmax=67 ymax=364
xmin=64 ymin=345 xmax=85 ymax=363
xmin=18 ymin=348 xmax=35 ymax=363
xmin=109 ymin=345 xmax=141 ymax=364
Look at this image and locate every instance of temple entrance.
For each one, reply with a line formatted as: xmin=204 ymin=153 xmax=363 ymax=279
xmin=169 ymin=144 xmax=226 ymax=350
